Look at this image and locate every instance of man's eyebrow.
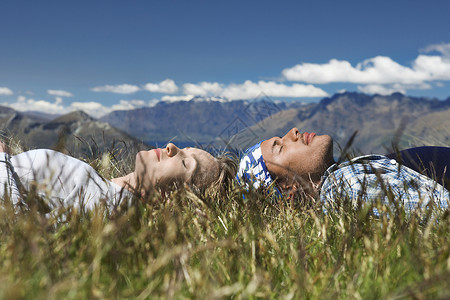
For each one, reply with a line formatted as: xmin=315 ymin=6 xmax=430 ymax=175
xmin=271 ymin=137 xmax=280 ymax=154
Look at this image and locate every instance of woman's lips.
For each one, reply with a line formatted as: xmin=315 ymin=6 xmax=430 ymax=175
xmin=154 ymin=148 xmax=161 ymax=161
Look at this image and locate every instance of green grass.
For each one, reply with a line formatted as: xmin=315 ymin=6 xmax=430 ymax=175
xmin=0 ymin=142 xmax=449 ymax=299
xmin=1 ymin=186 xmax=449 ymax=299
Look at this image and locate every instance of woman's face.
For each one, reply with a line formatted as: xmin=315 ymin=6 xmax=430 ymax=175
xmin=134 ymin=143 xmax=219 ymax=192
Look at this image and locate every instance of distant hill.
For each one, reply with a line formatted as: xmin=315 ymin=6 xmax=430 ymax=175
xmin=4 ymin=92 xmax=450 ymax=156
xmin=0 ymin=109 xmax=148 ymax=156
xmin=101 ymin=93 xmax=450 ymax=154
xmin=22 ymin=110 xmax=61 ymax=122
xmin=238 ymin=92 xmax=450 ymax=154
xmin=100 ymin=95 xmax=304 ymax=148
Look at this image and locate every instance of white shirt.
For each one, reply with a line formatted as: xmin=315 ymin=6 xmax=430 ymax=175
xmin=0 ymin=149 xmax=133 ymax=213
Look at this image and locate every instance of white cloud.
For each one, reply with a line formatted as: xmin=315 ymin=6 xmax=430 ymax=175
xmin=161 ymin=95 xmax=195 ymax=102
xmin=406 ymin=82 xmax=432 ymax=90
xmin=70 ymin=101 xmax=112 ymax=118
xmin=421 ymin=42 xmax=450 ymax=58
xmin=182 ymin=80 xmax=328 ymax=100
xmin=3 ymin=97 xmax=116 ymax=118
xmin=4 ymin=96 xmax=69 ymax=115
xmin=223 ymin=80 xmax=329 ymax=99
xmin=148 ymin=99 xmax=160 ymax=107
xmin=413 ymin=55 xmax=450 ymax=81
xmin=91 ymin=84 xmax=140 ymax=94
xmin=2 ymin=96 xmax=154 ymax=118
xmin=71 ymin=99 xmax=154 ymax=117
xmin=143 ymin=79 xmax=179 ymax=94
xmin=282 ymin=44 xmax=450 ymax=88
xmin=111 ymin=99 xmax=147 ymax=111
xmin=0 ymin=87 xmax=13 ymax=96
xmin=47 ymin=89 xmax=73 ymax=97
xmin=357 ymin=84 xmax=406 ymax=95
xmin=282 ymin=57 xmax=429 ymax=85
xmin=182 ymin=82 xmax=223 ymax=96
xmin=357 ymin=82 xmax=433 ymax=95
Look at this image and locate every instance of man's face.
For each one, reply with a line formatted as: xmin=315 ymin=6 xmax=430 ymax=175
xmin=135 ymin=143 xmax=218 ymax=192
xmin=261 ymin=128 xmax=334 ymax=184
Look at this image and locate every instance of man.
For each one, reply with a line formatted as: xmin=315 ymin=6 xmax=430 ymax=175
xmin=236 ymin=128 xmax=449 ymax=213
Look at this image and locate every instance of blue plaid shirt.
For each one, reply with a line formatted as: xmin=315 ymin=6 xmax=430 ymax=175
xmin=320 ymin=155 xmax=449 ymax=213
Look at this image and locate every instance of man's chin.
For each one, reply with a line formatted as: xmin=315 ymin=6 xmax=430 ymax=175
xmin=320 ymin=135 xmax=335 ymax=167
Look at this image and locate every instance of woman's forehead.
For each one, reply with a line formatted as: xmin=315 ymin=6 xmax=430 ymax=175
xmin=185 ymin=148 xmax=218 ymax=184
xmin=186 ymin=147 xmax=211 ymax=156
xmin=185 ymin=148 xmax=216 ymax=165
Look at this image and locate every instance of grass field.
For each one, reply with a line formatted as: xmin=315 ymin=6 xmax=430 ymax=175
xmin=0 ymin=144 xmax=449 ymax=299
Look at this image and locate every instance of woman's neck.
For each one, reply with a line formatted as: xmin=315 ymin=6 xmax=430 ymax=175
xmin=111 ymin=172 xmax=139 ymax=193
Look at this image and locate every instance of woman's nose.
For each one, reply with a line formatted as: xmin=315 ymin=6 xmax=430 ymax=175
xmin=284 ymin=127 xmax=299 ymax=141
xmin=166 ymin=143 xmax=179 ymax=157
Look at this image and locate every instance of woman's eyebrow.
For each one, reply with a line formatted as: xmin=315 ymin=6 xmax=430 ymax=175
xmin=184 ymin=149 xmax=198 ymax=169
xmin=192 ymin=155 xmax=199 ymax=170
xmin=189 ymin=155 xmax=200 ymax=182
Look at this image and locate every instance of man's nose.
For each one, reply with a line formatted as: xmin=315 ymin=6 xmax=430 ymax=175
xmin=166 ymin=143 xmax=179 ymax=157
xmin=284 ymin=127 xmax=299 ymax=141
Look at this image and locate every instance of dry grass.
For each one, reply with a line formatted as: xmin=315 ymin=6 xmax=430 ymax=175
xmin=0 ymin=137 xmax=449 ymax=299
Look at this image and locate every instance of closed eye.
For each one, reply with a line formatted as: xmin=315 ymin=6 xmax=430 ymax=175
xmin=276 ymin=138 xmax=283 ymax=153
xmin=182 ymin=160 xmax=187 ymax=168
xmin=272 ymin=137 xmax=282 ymax=154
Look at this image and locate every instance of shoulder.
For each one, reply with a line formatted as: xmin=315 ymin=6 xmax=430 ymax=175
xmin=320 ymin=155 xmax=400 ymax=198
xmin=323 ymin=155 xmax=393 ymax=179
xmin=11 ymin=149 xmax=90 ymax=172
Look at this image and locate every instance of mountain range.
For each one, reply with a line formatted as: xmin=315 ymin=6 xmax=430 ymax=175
xmin=1 ymin=92 xmax=450 ymax=156
xmin=101 ymin=92 xmax=450 ymax=154
xmin=0 ymin=108 xmax=148 ymax=156
xmin=100 ymin=95 xmax=304 ymax=148
xmin=239 ymin=92 xmax=450 ymax=154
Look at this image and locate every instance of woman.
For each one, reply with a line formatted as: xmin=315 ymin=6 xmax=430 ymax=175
xmin=0 ymin=141 xmax=236 ymax=214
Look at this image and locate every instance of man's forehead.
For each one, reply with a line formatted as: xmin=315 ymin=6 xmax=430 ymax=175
xmin=261 ymin=138 xmax=276 ymax=159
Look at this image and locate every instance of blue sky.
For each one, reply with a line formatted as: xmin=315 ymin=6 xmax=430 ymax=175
xmin=1 ymin=0 xmax=450 ymax=117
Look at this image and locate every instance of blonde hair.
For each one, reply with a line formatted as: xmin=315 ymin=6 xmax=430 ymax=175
xmin=190 ymin=152 xmax=237 ymax=196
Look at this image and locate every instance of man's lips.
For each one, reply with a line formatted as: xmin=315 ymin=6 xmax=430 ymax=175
xmin=303 ymin=132 xmax=316 ymax=145
xmin=154 ymin=148 xmax=161 ymax=161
